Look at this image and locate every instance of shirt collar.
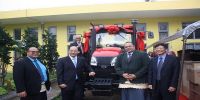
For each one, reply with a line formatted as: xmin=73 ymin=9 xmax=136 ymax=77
xmin=27 ymin=56 xmax=37 ymax=62
xmin=77 ymin=41 xmax=81 ymax=44
xmin=158 ymin=53 xmax=166 ymax=59
xmin=69 ymin=55 xmax=77 ymax=60
xmin=127 ymin=51 xmax=133 ymax=55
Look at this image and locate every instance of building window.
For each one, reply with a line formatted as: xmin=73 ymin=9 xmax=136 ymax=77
xmin=136 ymin=23 xmax=146 ymax=40
xmin=29 ymin=27 xmax=38 ymax=40
xmin=67 ymin=26 xmax=76 ymax=42
xmin=13 ymin=28 xmax=21 ymax=40
xmin=158 ymin=22 xmax=168 ymax=40
xmin=48 ymin=26 xmax=57 ymax=37
xmin=182 ymin=22 xmax=200 ymax=39
xmin=186 ymin=43 xmax=200 ymax=50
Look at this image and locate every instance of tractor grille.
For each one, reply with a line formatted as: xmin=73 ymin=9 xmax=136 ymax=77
xmin=96 ymin=57 xmax=113 ymax=65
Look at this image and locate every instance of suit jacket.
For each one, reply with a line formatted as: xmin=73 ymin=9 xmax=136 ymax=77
xmin=148 ymin=55 xmax=180 ymax=92
xmin=115 ymin=50 xmax=150 ymax=84
xmin=70 ymin=42 xmax=84 ymax=56
xmin=56 ymin=56 xmax=93 ymax=90
xmin=13 ymin=57 xmax=51 ymax=95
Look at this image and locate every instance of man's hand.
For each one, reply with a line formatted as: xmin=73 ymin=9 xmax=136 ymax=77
xmin=17 ymin=91 xmax=27 ymax=97
xmin=59 ymin=84 xmax=67 ymax=88
xmin=127 ymin=74 xmax=136 ymax=80
xmin=168 ymin=86 xmax=176 ymax=92
xmin=89 ymin=72 xmax=96 ymax=76
xmin=122 ymin=73 xmax=129 ymax=79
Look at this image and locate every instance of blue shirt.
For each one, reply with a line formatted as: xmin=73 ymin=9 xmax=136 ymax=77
xmin=28 ymin=57 xmax=47 ymax=82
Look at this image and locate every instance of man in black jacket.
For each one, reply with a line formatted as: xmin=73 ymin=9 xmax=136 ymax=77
xmin=115 ymin=42 xmax=149 ymax=100
xmin=13 ymin=47 xmax=51 ymax=100
xmin=70 ymin=35 xmax=84 ymax=56
xmin=148 ymin=43 xmax=180 ymax=100
xmin=56 ymin=46 xmax=95 ymax=100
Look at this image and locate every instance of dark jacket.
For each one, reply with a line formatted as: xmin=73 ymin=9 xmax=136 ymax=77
xmin=56 ymin=56 xmax=93 ymax=90
xmin=148 ymin=55 xmax=180 ymax=91
xmin=115 ymin=50 xmax=150 ymax=84
xmin=13 ymin=57 xmax=51 ymax=95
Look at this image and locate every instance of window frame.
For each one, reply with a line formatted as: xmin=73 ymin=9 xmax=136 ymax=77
xmin=29 ymin=27 xmax=38 ymax=40
xmin=48 ymin=26 xmax=57 ymax=36
xmin=13 ymin=28 xmax=21 ymax=41
xmin=136 ymin=23 xmax=147 ymax=40
xmin=158 ymin=22 xmax=168 ymax=40
xmin=67 ymin=25 xmax=76 ymax=42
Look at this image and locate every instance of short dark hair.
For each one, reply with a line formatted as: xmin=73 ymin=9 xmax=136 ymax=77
xmin=124 ymin=42 xmax=135 ymax=46
xmin=154 ymin=43 xmax=168 ymax=49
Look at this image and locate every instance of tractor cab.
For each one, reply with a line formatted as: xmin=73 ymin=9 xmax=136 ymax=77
xmin=83 ymin=24 xmax=145 ymax=96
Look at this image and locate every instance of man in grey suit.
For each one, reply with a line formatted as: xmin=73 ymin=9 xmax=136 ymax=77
xmin=115 ymin=42 xmax=149 ymax=100
xmin=56 ymin=46 xmax=95 ymax=100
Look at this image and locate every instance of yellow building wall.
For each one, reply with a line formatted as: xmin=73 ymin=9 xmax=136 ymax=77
xmin=4 ymin=16 xmax=200 ymax=60
xmin=1 ymin=0 xmax=200 ymax=19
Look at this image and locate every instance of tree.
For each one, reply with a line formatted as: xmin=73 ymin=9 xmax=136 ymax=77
xmin=19 ymin=27 xmax=40 ymax=57
xmin=0 ymin=26 xmax=16 ymax=86
xmin=39 ymin=30 xmax=59 ymax=72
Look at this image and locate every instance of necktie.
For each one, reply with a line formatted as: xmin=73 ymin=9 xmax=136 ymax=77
xmin=127 ymin=53 xmax=132 ymax=62
xmin=72 ymin=58 xmax=77 ymax=67
xmin=157 ymin=57 xmax=163 ymax=80
xmin=33 ymin=59 xmax=45 ymax=82
xmin=72 ymin=57 xmax=78 ymax=79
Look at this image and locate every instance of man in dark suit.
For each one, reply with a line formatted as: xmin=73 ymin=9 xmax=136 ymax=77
xmin=56 ymin=46 xmax=95 ymax=100
xmin=70 ymin=35 xmax=84 ymax=56
xmin=13 ymin=47 xmax=51 ymax=100
xmin=115 ymin=42 xmax=149 ymax=100
xmin=148 ymin=43 xmax=180 ymax=100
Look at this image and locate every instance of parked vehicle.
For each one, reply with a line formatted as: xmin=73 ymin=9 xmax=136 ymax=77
xmin=83 ymin=22 xmax=145 ymax=96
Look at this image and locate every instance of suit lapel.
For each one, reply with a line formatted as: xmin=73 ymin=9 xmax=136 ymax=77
xmin=125 ymin=51 xmax=136 ymax=63
xmin=160 ymin=55 xmax=169 ymax=74
xmin=128 ymin=51 xmax=136 ymax=63
xmin=25 ymin=57 xmax=41 ymax=75
xmin=123 ymin=53 xmax=129 ymax=63
xmin=66 ymin=56 xmax=76 ymax=69
xmin=76 ymin=57 xmax=81 ymax=68
xmin=153 ymin=57 xmax=158 ymax=72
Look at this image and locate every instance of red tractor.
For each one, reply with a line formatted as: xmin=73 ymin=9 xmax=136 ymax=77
xmin=83 ymin=22 xmax=146 ymax=96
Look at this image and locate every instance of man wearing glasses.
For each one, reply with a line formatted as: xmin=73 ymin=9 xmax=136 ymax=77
xmin=13 ymin=47 xmax=51 ymax=100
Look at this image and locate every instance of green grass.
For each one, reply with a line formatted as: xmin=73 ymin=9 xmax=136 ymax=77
xmin=53 ymin=95 xmax=61 ymax=100
xmin=0 ymin=87 xmax=8 ymax=96
xmin=0 ymin=72 xmax=14 ymax=96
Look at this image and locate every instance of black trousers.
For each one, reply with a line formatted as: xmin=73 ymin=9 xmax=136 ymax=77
xmin=152 ymin=80 xmax=176 ymax=100
xmin=61 ymin=81 xmax=84 ymax=100
xmin=20 ymin=91 xmax=47 ymax=100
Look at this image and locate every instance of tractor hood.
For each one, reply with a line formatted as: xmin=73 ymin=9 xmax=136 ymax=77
xmin=92 ymin=47 xmax=121 ymax=57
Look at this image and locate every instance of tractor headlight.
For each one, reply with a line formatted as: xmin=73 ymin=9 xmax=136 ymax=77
xmin=90 ymin=56 xmax=97 ymax=66
xmin=110 ymin=57 xmax=117 ymax=66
